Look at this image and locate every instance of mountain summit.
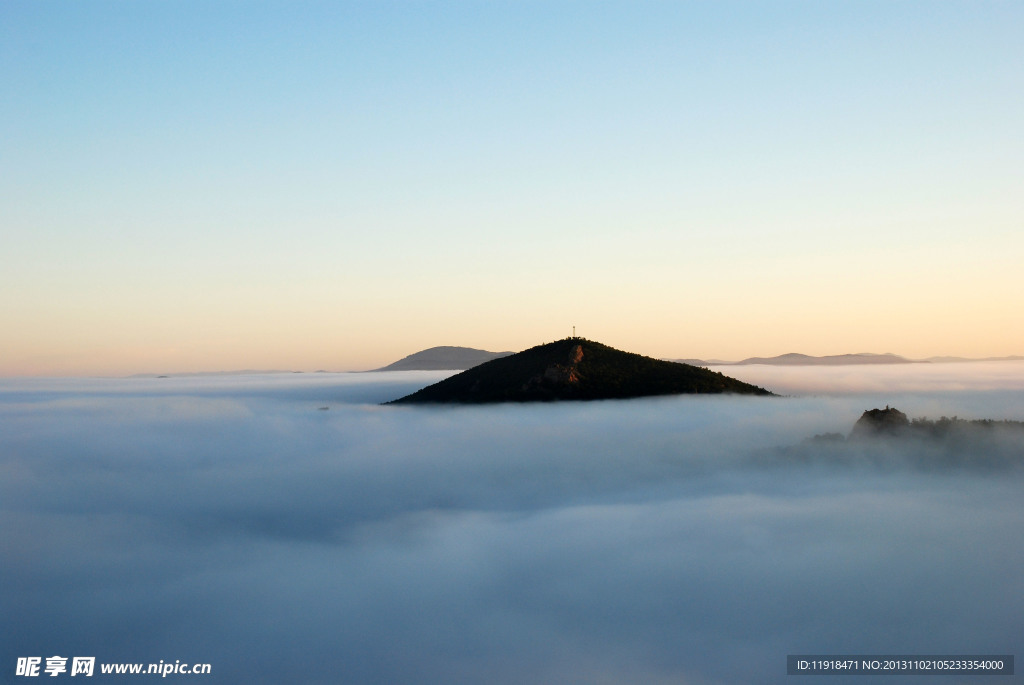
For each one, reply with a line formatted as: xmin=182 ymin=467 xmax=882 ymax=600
xmin=387 ymin=338 xmax=774 ymax=404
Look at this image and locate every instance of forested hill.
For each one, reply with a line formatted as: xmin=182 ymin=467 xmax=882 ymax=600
xmin=388 ymin=338 xmax=774 ymax=404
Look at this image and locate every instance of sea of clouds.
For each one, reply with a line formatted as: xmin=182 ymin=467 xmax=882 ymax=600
xmin=2 ymin=364 xmax=1023 ymax=684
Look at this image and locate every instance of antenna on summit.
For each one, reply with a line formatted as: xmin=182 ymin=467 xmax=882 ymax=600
xmin=572 ymin=325 xmax=576 ymax=339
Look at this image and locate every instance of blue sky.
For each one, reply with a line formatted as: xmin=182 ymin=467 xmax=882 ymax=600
xmin=2 ymin=2 xmax=1022 ymax=374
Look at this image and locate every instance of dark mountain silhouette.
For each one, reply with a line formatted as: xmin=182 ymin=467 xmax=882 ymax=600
xmin=850 ymin=405 xmax=910 ymax=438
xmin=387 ymin=338 xmax=774 ymax=404
xmin=374 ymin=346 xmax=513 ymax=371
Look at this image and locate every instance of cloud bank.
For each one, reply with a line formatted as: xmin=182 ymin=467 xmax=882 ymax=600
xmin=2 ymin=368 xmax=1022 ymax=684
xmin=712 ymin=360 xmax=1024 ymax=395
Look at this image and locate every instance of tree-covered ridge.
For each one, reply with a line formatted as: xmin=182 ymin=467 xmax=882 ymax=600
xmin=791 ymin=407 xmax=1024 ymax=471
xmin=387 ymin=338 xmax=774 ymax=404
xmin=850 ymin=406 xmax=1024 ymax=439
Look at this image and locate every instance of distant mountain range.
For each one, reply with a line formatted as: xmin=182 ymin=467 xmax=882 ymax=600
xmin=718 ymin=352 xmax=913 ymax=366
xmin=387 ymin=338 xmax=773 ymax=404
xmin=373 ymin=346 xmax=514 ymax=371
xmin=134 ymin=350 xmax=1024 ymax=379
xmin=673 ymin=353 xmax=1024 ymax=366
xmin=922 ymin=355 xmax=1024 ymax=363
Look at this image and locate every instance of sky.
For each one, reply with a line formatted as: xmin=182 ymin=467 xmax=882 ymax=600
xmin=3 ymin=367 xmax=1023 ymax=684
xmin=2 ymin=1 xmax=1022 ymax=376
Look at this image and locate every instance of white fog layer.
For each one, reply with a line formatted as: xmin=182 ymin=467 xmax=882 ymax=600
xmin=2 ymin=366 xmax=1022 ymax=684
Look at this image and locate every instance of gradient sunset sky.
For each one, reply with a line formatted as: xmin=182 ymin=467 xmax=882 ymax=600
xmin=2 ymin=1 xmax=1022 ymax=376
